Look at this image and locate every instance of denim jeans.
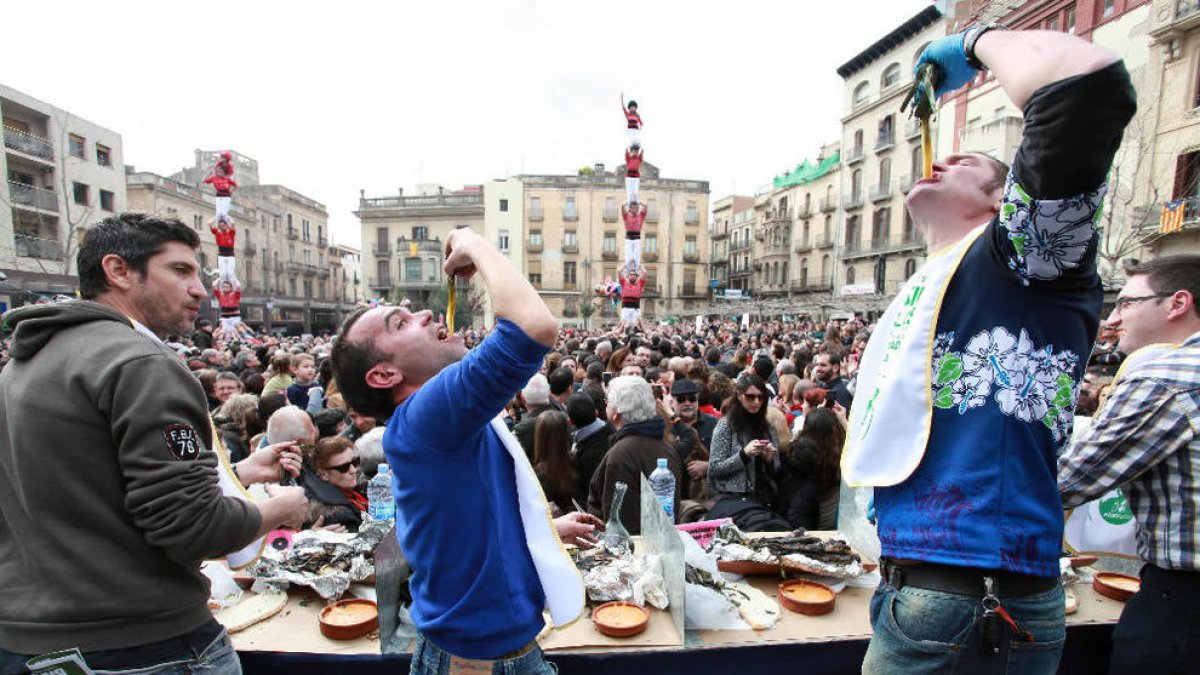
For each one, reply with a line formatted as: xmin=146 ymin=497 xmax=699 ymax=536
xmin=409 ymin=633 xmax=556 ymax=675
xmin=1108 ymin=564 xmax=1200 ymax=674
xmin=0 ymin=629 xmax=240 ymax=675
xmin=861 ymin=580 xmax=1065 ymax=675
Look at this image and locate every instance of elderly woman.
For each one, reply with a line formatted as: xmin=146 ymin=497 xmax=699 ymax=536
xmin=303 ymin=436 xmax=367 ymax=532
xmin=705 ymin=374 xmax=790 ymax=531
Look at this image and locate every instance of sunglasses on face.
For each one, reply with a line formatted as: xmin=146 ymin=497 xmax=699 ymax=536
xmin=326 ymin=457 xmax=361 ymax=474
xmin=741 ymin=393 xmax=765 ymax=402
xmin=674 ymin=394 xmax=698 ymax=402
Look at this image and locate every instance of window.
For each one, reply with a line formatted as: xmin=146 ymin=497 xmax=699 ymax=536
xmin=193 ymin=214 xmax=202 ymax=229
xmin=528 ymin=260 xmax=542 ymax=288
xmin=604 ymin=196 xmax=617 ymax=220
xmin=1046 ymin=15 xmax=1059 ymax=31
xmin=646 ymin=199 xmax=659 ymax=222
xmin=686 ymin=201 xmax=699 ymax=224
xmin=287 ymin=214 xmax=293 ymax=231
xmin=853 ymin=81 xmax=869 ymax=106
xmin=99 ymin=189 xmax=114 ymax=212
xmin=684 ymin=236 xmax=698 ymax=255
xmin=72 ymin=182 xmax=89 ymax=205
xmin=427 ymin=259 xmax=439 ymax=281
xmin=603 ymin=232 xmax=617 ymax=254
xmin=1100 ymin=0 xmax=1114 ymax=18
xmin=302 ymin=219 xmax=311 ymax=241
xmin=498 ymin=229 xmax=510 ymax=251
xmin=853 ymin=129 xmax=864 ymax=154
xmin=881 ymin=63 xmax=902 ymax=90
xmin=846 ymin=215 xmax=860 ymax=247
xmin=879 ymin=158 xmax=892 ymax=189
xmin=878 ymin=115 xmax=894 ymax=146
xmin=563 ymin=230 xmax=578 ymax=249
xmin=499 ymin=198 xmax=509 ymax=212
xmin=68 ymin=134 xmax=85 ymax=159
xmin=289 ymin=279 xmax=297 ymax=297
xmin=529 ymin=229 xmax=543 ymax=246
xmin=644 ymin=233 xmax=658 ymax=253
xmin=563 ymin=262 xmax=577 ymax=289
xmin=851 ymin=170 xmax=863 ymax=200
xmin=821 ymin=254 xmax=829 ymax=278
xmin=872 ymin=207 xmax=891 ymax=241
xmin=683 ymin=269 xmax=696 ymax=294
xmin=911 ymin=145 xmax=923 ymax=180
xmin=644 ymin=266 xmax=657 ymax=290
xmin=96 ymin=144 xmax=112 ymax=167
xmin=405 ymin=258 xmax=421 ymax=281
xmin=1066 ymin=8 xmax=1076 ymax=33
xmin=564 ymin=196 xmax=578 ymax=221
xmin=530 ymin=196 xmax=543 ymax=220
xmin=904 ymin=258 xmax=918 ymax=280
xmin=412 ymin=225 xmax=427 ymax=240
xmin=823 ymin=215 xmax=832 ymax=240
xmin=846 ymin=266 xmax=856 ymax=285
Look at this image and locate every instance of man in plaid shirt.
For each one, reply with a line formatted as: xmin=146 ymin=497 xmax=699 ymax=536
xmin=1059 ymin=254 xmax=1200 ymax=672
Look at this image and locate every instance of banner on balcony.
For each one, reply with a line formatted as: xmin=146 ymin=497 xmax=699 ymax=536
xmin=1159 ymin=200 xmax=1185 ymax=234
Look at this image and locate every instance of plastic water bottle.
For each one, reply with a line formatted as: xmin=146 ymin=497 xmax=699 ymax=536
xmin=368 ymin=464 xmax=395 ymax=522
xmin=649 ymin=458 xmax=676 ymax=523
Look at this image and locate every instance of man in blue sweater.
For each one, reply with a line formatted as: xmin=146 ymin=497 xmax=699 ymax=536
xmin=332 ymin=228 xmax=598 ymax=674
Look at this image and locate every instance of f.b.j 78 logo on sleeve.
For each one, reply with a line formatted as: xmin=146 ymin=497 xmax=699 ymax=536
xmin=163 ymin=423 xmax=201 ymax=461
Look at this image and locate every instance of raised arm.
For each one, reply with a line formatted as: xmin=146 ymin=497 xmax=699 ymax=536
xmin=973 ymin=29 xmax=1117 ymax=112
xmin=443 ymin=228 xmax=556 ymax=347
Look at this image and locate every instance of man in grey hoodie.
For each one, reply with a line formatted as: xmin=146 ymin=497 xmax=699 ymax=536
xmin=0 ymin=213 xmax=308 ymax=674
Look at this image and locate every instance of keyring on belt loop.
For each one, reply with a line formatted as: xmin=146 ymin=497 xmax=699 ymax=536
xmin=982 ymin=576 xmax=1000 ymax=611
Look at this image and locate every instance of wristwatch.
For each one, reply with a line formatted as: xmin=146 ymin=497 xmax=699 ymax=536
xmin=965 ymin=23 xmax=1006 ymax=70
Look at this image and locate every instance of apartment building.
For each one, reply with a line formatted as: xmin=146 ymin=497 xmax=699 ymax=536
xmin=727 ymin=203 xmax=757 ymax=294
xmin=518 ymin=162 xmax=709 ymax=324
xmin=0 ymin=83 xmax=126 ymax=305
xmin=356 ymin=184 xmax=485 ymax=322
xmin=835 ymin=4 xmax=947 ymax=312
xmin=709 ymin=195 xmax=753 ymax=295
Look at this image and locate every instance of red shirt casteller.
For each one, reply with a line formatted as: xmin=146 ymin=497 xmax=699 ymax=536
xmin=211 ymin=225 xmax=236 ymax=249
xmin=205 ymin=174 xmax=238 ymax=196
xmin=625 ymin=150 xmax=643 ymax=177
xmin=622 ymin=208 xmax=646 ymax=234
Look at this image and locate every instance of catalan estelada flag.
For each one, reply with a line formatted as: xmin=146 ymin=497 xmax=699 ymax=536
xmin=1159 ymin=200 xmax=1185 ymax=234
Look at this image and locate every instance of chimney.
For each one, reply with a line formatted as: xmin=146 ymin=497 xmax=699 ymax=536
xmin=594 ymin=162 xmax=605 ymax=174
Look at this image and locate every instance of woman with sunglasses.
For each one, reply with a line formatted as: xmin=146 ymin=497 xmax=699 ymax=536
xmin=704 ymin=374 xmax=790 ymax=531
xmin=303 ymin=436 xmax=368 ymax=533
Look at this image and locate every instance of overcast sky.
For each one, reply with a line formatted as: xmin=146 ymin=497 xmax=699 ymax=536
xmin=3 ymin=0 xmax=933 ymax=246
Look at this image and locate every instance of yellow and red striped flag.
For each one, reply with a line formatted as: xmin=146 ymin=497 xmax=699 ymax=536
xmin=1159 ymin=200 xmax=1185 ymax=234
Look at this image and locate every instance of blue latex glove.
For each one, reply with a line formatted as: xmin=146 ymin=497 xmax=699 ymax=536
xmin=866 ymin=495 xmax=877 ymax=525
xmin=914 ymin=31 xmax=979 ymax=99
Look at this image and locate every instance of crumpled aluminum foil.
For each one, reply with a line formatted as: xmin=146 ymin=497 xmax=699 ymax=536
xmin=582 ymin=552 xmax=669 ymax=609
xmin=249 ymin=520 xmax=390 ymax=600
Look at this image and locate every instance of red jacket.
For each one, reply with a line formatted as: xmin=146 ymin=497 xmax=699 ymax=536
xmin=211 ymin=226 xmax=236 ymax=250
xmin=625 ymin=150 xmax=642 ymax=177
xmin=619 ymin=274 xmax=646 ymax=300
xmin=624 ymin=109 xmax=642 ymax=129
xmin=204 ymin=174 xmax=237 ymax=196
xmin=214 ymin=288 xmax=241 ymax=316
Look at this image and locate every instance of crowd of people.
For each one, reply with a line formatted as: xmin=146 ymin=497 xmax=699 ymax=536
xmin=1 ymin=26 xmax=1197 ymax=675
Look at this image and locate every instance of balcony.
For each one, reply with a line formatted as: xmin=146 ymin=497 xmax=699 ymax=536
xmin=794 ymin=238 xmax=814 ymax=253
xmin=814 ymin=234 xmax=834 ymax=249
xmin=396 ymin=237 xmax=443 ymax=256
xmin=843 ymin=193 xmax=864 ymax=210
xmin=819 ymin=197 xmax=837 ymax=213
xmin=1140 ymin=196 xmax=1200 ymax=234
xmin=899 ymin=174 xmax=915 ymax=193
xmin=601 ymin=249 xmax=618 ymax=261
xmin=730 ymin=239 xmax=752 ymax=253
xmin=396 ymin=278 xmax=443 ymax=292
xmin=1152 ymin=1 xmax=1200 ymax=40
xmin=7 ymin=181 xmax=58 ymax=212
xmin=796 ymin=204 xmax=812 ymax=219
xmin=562 ymin=243 xmax=579 ymax=254
xmin=959 ymin=115 xmax=1024 ymax=160
xmin=243 ymin=240 xmax=258 ymax=255
xmin=875 ymin=134 xmax=895 ymax=153
xmin=870 ymin=183 xmax=893 ymax=203
xmin=527 ymin=240 xmax=544 ymax=253
xmin=845 ymin=147 xmax=864 ymax=165
xmin=318 ymin=235 xmax=328 ymax=248
xmin=287 ymin=228 xmax=300 ymax=240
xmin=369 ymin=276 xmax=394 ymax=291
xmin=528 ymin=208 xmax=544 ymax=221
xmin=729 ymin=266 xmax=753 ymax=279
xmin=790 ymin=276 xmax=833 ymax=293
xmin=372 ymin=242 xmax=391 ymax=256
xmin=563 ymin=210 xmax=579 ymax=222
xmin=603 ymin=209 xmax=618 ymax=222
xmin=359 ymin=192 xmax=483 ymax=211
xmin=905 ymin=119 xmax=922 ymax=141
xmin=646 ymin=209 xmax=659 ymax=224
xmin=287 ymin=261 xmax=320 ymax=276
xmin=685 ymin=213 xmax=700 ymax=225
xmin=841 ymin=233 xmax=925 ymax=260
xmin=680 ymin=286 xmax=705 ymax=298
xmin=3 ymin=126 xmax=54 ymax=163
xmin=683 ymin=251 xmax=700 ymax=263
xmin=642 ymin=250 xmax=658 ymax=262
xmin=15 ymin=233 xmax=65 ymax=260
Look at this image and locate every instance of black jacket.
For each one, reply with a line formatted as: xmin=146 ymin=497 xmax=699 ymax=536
xmin=302 ymin=469 xmax=364 ymax=532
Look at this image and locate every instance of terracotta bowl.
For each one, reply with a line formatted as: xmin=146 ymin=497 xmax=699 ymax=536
xmin=777 ymin=579 xmax=837 ymax=615
xmin=318 ymin=598 xmax=379 ymax=640
xmin=591 ymin=601 xmax=650 ymax=638
xmin=1093 ymin=572 xmax=1141 ymax=602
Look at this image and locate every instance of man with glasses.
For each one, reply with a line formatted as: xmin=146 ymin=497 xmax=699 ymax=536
xmin=669 ymin=378 xmax=718 ymax=496
xmin=1059 ymin=254 xmax=1200 ymax=671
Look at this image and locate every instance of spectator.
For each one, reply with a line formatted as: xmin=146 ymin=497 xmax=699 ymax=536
xmin=285 ymin=353 xmax=319 ymax=409
xmin=778 ymin=407 xmax=845 ymax=530
xmin=261 ymin=352 xmax=294 ymax=398
xmin=705 ymin=374 xmax=789 ymax=531
xmin=567 ymin=392 xmax=610 ymax=504
xmin=213 ymin=371 xmax=243 ymax=406
xmin=534 ymin=411 xmax=579 ymax=516
xmin=513 ymin=373 xmax=555 ymax=460
xmin=304 ymin=436 xmax=366 ymax=533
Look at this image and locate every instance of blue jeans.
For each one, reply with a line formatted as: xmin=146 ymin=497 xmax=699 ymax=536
xmin=862 ymin=580 xmax=1065 ymax=675
xmin=409 ymin=633 xmax=556 ymax=675
xmin=0 ymin=626 xmax=239 ymax=675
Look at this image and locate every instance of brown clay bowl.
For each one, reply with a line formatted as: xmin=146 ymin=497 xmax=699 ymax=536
xmin=592 ymin=601 xmax=650 ymax=638
xmin=777 ymin=579 xmax=837 ymax=615
xmin=318 ymin=598 xmax=379 ymax=640
xmin=1093 ymin=572 xmax=1141 ymax=602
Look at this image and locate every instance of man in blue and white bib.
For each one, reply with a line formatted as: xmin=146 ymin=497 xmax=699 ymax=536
xmin=843 ymin=27 xmax=1136 ymax=674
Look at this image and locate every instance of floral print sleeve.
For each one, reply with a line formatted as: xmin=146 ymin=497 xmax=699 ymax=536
xmin=995 ymin=172 xmax=1105 ymax=286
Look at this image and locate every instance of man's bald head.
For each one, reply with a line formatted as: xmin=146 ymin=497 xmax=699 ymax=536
xmin=266 ymin=405 xmax=317 ymax=446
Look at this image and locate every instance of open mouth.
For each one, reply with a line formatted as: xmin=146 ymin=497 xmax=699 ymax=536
xmin=437 ymin=327 xmax=449 ymax=341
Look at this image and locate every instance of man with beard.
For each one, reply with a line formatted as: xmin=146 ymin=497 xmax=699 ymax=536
xmin=0 ymin=213 xmax=308 ymax=673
